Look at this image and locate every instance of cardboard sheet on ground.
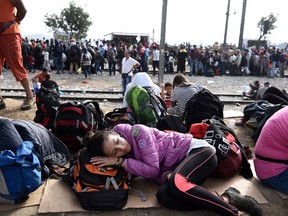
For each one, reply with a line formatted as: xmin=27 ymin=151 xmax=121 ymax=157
xmin=203 ymin=175 xmax=268 ymax=204
xmin=38 ymin=178 xmax=160 ymax=213
xmin=39 ymin=174 xmax=267 ymax=213
xmin=0 ymin=182 xmax=45 ymax=211
xmin=224 ymin=110 xmax=244 ymax=118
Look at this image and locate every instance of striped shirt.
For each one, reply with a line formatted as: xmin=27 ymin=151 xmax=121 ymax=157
xmin=170 ymin=83 xmax=202 ymax=118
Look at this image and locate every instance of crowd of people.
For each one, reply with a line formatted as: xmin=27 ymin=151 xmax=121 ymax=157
xmin=3 ymin=35 xmax=285 ymax=81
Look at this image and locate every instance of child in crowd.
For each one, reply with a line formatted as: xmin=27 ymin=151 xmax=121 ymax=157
xmin=42 ymin=48 xmax=51 ymax=72
xmin=31 ymin=68 xmax=49 ymax=95
xmin=160 ymin=81 xmax=173 ymax=108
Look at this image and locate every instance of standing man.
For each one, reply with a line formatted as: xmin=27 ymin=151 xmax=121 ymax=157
xmin=107 ymin=43 xmax=117 ymax=76
xmin=189 ymin=45 xmax=199 ymax=76
xmin=121 ymin=51 xmax=140 ymax=95
xmin=0 ymin=0 xmax=34 ymax=110
xmin=151 ymin=46 xmax=160 ymax=76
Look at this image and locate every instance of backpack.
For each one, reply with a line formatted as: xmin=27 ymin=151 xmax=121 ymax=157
xmin=54 ymin=101 xmax=104 ymax=153
xmin=156 ymin=114 xmax=187 ymax=133
xmin=0 ymin=141 xmax=42 ymax=204
xmin=11 ymin=119 xmax=71 ymax=171
xmin=240 ymin=56 xmax=248 ymax=67
xmin=252 ymin=104 xmax=287 ymax=142
xmin=107 ymin=48 xmax=116 ymax=60
xmin=34 ymin=88 xmax=61 ymax=132
xmin=71 ymin=148 xmax=129 ymax=210
xmin=69 ymin=48 xmax=78 ymax=58
xmin=126 ymin=85 xmax=166 ymax=127
xmin=183 ymin=88 xmax=224 ymax=131
xmin=104 ymin=107 xmax=136 ymax=130
xmin=190 ymin=116 xmax=253 ymax=178
xmin=83 ymin=52 xmax=91 ymax=62
xmin=242 ymin=100 xmax=273 ymax=124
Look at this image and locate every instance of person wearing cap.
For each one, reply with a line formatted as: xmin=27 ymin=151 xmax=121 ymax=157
xmin=255 ymin=81 xmax=270 ymax=100
xmin=31 ymin=67 xmax=49 ymax=95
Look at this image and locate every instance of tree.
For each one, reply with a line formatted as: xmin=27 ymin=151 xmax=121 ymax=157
xmin=44 ymin=1 xmax=93 ymax=41
xmin=256 ymin=13 xmax=277 ymax=49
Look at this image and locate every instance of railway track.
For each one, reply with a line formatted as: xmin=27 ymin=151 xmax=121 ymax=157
xmin=1 ymin=88 xmax=255 ymax=104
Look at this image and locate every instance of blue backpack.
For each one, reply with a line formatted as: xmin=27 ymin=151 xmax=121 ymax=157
xmin=0 ymin=141 xmax=42 ymax=204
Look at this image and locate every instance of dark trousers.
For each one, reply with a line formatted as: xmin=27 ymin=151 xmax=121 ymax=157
xmin=108 ymin=60 xmax=116 ymax=75
xmin=156 ymin=147 xmax=238 ymax=216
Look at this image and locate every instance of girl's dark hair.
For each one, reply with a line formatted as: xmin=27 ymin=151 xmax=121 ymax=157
xmin=82 ymin=131 xmax=115 ymax=156
xmin=172 ymin=74 xmax=189 ymax=88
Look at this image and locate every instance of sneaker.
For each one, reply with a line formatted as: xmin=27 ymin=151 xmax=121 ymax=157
xmin=21 ymin=97 xmax=33 ymax=110
xmin=221 ymin=187 xmax=262 ymax=216
xmin=0 ymin=99 xmax=6 ymax=110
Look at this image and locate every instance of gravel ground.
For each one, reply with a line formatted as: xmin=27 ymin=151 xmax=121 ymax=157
xmin=1 ymin=68 xmax=288 ymax=113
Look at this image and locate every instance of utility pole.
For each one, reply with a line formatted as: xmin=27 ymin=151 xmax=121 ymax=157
xmin=223 ymin=0 xmax=231 ymax=48
xmin=238 ymin=0 xmax=247 ymax=50
xmin=158 ymin=0 xmax=168 ymax=84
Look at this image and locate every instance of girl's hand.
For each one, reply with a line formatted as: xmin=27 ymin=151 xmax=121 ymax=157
xmin=90 ymin=156 xmax=118 ymax=167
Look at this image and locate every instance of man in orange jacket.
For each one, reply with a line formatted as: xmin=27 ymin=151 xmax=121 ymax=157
xmin=0 ymin=0 xmax=34 ymax=110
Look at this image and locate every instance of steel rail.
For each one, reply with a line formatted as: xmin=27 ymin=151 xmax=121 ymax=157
xmin=1 ymin=88 xmax=243 ymax=97
xmin=1 ymin=94 xmax=255 ymax=104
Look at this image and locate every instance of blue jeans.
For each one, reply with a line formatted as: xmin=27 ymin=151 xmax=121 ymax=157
xmin=270 ymin=61 xmax=278 ymax=78
xmin=83 ymin=65 xmax=90 ymax=78
xmin=94 ymin=61 xmax=101 ymax=74
xmin=260 ymin=169 xmax=288 ymax=194
xmin=189 ymin=59 xmax=198 ymax=76
xmin=108 ymin=60 xmax=116 ymax=75
xmin=54 ymin=56 xmax=62 ymax=73
xmin=122 ymin=75 xmax=132 ymax=95
xmin=220 ymin=61 xmax=227 ymax=75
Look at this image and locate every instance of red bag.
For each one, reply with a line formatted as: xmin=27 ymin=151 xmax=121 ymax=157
xmin=190 ymin=122 xmax=243 ymax=178
xmin=211 ymin=142 xmax=242 ymax=177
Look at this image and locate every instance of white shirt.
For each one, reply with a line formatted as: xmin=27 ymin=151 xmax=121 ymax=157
xmin=42 ymin=51 xmax=49 ymax=61
xmin=152 ymin=49 xmax=160 ymax=61
xmin=122 ymin=57 xmax=139 ymax=76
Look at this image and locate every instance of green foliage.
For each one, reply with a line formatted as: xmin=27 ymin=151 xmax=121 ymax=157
xmin=44 ymin=1 xmax=93 ymax=40
xmin=257 ymin=13 xmax=277 ymax=38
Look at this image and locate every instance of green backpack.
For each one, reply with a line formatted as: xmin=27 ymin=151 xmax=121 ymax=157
xmin=126 ymin=85 xmax=166 ymax=127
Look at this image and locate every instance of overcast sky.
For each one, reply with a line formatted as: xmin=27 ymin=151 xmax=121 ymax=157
xmin=21 ymin=0 xmax=287 ymax=46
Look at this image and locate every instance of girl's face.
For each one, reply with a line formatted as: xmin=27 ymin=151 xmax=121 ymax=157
xmin=102 ymin=134 xmax=131 ymax=157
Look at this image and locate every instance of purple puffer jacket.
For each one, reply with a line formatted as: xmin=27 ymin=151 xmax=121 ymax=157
xmin=112 ymin=124 xmax=192 ymax=184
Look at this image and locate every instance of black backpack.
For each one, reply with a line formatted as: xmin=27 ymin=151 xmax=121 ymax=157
xmin=54 ymin=101 xmax=105 ymax=153
xmin=144 ymin=87 xmax=167 ymax=120
xmin=240 ymin=56 xmax=248 ymax=67
xmin=183 ymin=88 xmax=224 ymax=131
xmin=252 ymin=104 xmax=287 ymax=142
xmin=156 ymin=114 xmax=187 ymax=133
xmin=71 ymin=148 xmax=129 ymax=210
xmin=34 ymin=88 xmax=61 ymax=132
